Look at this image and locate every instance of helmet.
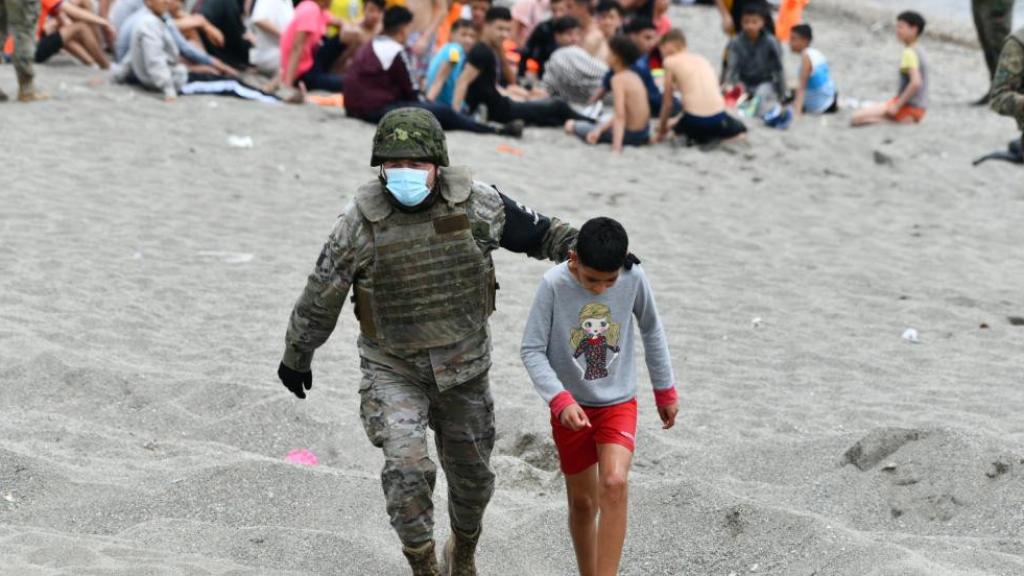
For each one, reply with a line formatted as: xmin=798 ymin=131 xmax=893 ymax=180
xmin=371 ymin=107 xmax=449 ymax=167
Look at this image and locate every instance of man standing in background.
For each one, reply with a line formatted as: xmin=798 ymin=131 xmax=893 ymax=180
xmin=0 ymin=0 xmax=48 ymax=101
xmin=972 ymin=0 xmax=1016 ymax=104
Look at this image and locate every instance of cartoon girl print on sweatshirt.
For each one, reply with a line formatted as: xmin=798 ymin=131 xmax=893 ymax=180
xmin=570 ymin=303 xmax=621 ymax=381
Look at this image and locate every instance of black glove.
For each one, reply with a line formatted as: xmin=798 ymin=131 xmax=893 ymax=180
xmin=278 ymin=362 xmax=312 ymax=399
xmin=624 ymin=253 xmax=641 ymax=270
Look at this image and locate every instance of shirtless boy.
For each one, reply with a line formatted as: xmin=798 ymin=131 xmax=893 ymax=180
xmin=565 ymin=34 xmax=650 ymax=152
xmin=654 ymin=28 xmax=747 ymax=145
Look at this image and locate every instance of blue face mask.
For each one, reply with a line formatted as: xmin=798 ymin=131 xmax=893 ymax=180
xmin=384 ymin=168 xmax=432 ymax=207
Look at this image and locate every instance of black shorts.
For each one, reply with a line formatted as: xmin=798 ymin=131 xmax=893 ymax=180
xmin=35 ymin=32 xmax=63 ymax=63
xmin=674 ymin=111 xmax=747 ymax=145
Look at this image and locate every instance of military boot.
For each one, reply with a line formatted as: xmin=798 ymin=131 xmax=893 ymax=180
xmin=439 ymin=527 xmax=480 ymax=576
xmin=402 ymin=541 xmax=441 ymax=576
xmin=16 ymin=72 xmax=49 ymax=102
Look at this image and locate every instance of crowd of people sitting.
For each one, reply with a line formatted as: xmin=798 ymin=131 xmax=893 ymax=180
xmin=4 ymin=0 xmax=940 ymax=152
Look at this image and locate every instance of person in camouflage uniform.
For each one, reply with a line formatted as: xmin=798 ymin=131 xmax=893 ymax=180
xmin=973 ymin=0 xmax=1016 ymax=103
xmin=277 ymin=107 xmax=579 ymax=576
xmin=0 ymin=0 xmax=47 ymax=101
xmin=990 ymin=27 xmax=1024 ymax=158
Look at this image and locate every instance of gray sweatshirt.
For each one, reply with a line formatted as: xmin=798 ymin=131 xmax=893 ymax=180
xmin=520 ymin=263 xmax=677 ymax=414
xmin=113 ymin=8 xmax=188 ymax=98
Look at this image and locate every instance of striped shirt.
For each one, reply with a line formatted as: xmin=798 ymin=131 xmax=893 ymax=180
xmin=541 ymin=46 xmax=608 ymax=105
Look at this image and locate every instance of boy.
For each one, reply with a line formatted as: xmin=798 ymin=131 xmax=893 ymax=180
xmin=723 ymin=1 xmax=785 ymax=117
xmin=280 ymin=0 xmax=346 ymax=93
xmin=113 ymin=0 xmax=186 ymax=100
xmin=517 ymin=0 xmax=568 ymax=77
xmin=788 ymin=23 xmax=837 ymax=116
xmin=453 ymin=6 xmax=590 ymax=126
xmin=594 ymin=0 xmax=622 ymax=42
xmin=565 ymin=0 xmax=604 ymax=59
xmin=540 ymin=15 xmax=607 ymax=106
xmin=654 ymin=28 xmax=747 ymax=145
xmin=425 ymin=17 xmax=475 ymax=106
xmin=521 ymin=217 xmax=679 ymax=576
xmin=344 ymin=6 xmax=522 ymax=135
xmin=590 ymin=17 xmax=674 ymax=116
xmin=35 ymin=0 xmax=115 ymax=68
xmin=851 ymin=11 xmax=928 ymax=126
xmin=565 ymin=35 xmax=650 ymax=152
xmin=249 ymin=0 xmax=295 ymax=75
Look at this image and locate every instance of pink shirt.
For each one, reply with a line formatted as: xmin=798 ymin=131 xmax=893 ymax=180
xmin=279 ymin=0 xmax=331 ymax=82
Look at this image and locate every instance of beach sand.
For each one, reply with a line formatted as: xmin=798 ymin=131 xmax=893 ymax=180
xmin=2 ymin=3 xmax=1023 ymax=575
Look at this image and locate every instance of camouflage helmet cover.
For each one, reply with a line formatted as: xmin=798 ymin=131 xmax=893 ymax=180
xmin=371 ymin=107 xmax=450 ymax=167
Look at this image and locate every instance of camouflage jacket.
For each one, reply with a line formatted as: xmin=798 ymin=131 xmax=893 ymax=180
xmin=991 ymin=28 xmax=1024 ymax=131
xmin=282 ymin=166 xmax=577 ymax=390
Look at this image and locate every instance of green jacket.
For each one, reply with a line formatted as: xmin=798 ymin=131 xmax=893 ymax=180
xmin=282 ymin=167 xmax=577 ymax=390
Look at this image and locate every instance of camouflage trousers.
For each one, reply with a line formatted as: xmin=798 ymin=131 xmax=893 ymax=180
xmin=974 ymin=0 xmax=1016 ymax=78
xmin=0 ymin=0 xmax=38 ymax=82
xmin=358 ymin=349 xmax=496 ymax=548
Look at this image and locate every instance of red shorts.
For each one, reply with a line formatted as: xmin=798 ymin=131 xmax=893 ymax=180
xmin=551 ymin=398 xmax=638 ymax=476
xmin=886 ymin=98 xmax=926 ymax=123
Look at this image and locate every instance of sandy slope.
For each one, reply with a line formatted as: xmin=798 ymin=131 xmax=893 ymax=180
xmin=1 ymin=3 xmax=1023 ymax=575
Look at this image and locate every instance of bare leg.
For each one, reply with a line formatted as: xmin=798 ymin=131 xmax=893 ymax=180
xmin=850 ymin=101 xmax=890 ymax=127
xmin=565 ymin=465 xmax=599 ymax=576
xmin=72 ymin=20 xmax=110 ymax=68
xmin=62 ymin=24 xmax=98 ymax=66
xmin=595 ymin=443 xmax=632 ymax=576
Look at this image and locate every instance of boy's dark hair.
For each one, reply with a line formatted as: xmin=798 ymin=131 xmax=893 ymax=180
xmin=383 ymin=6 xmax=414 ymax=33
xmin=485 ymin=6 xmax=512 ymax=23
xmin=450 ymin=18 xmax=475 ymax=34
xmin=365 ymin=0 xmax=386 ymax=10
xmin=790 ymin=23 xmax=812 ymax=41
xmin=552 ymin=15 xmax=580 ymax=34
xmin=897 ymin=10 xmax=926 ymax=35
xmin=740 ymin=0 xmax=768 ymax=18
xmin=595 ymin=0 xmax=623 ymax=16
xmin=623 ymin=16 xmax=655 ymax=34
xmin=659 ymin=27 xmax=686 ymax=47
xmin=576 ymin=217 xmax=629 ymax=272
xmin=608 ymin=35 xmax=642 ymax=65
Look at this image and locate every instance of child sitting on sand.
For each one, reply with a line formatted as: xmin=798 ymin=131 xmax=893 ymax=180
xmin=425 ymin=18 xmax=477 ymax=107
xmin=723 ymin=1 xmax=785 ymax=117
xmin=565 ymin=35 xmax=651 ymax=152
xmin=520 ymin=217 xmax=679 ymax=576
xmin=851 ymin=11 xmax=928 ymax=126
xmin=788 ymin=23 xmax=838 ymax=117
xmin=654 ymin=28 xmax=747 ymax=146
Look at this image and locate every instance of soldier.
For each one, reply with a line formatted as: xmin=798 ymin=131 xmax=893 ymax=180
xmin=990 ymin=26 xmax=1024 ymax=160
xmin=972 ymin=0 xmax=1016 ymax=104
xmin=276 ymin=107 xmax=579 ymax=576
xmin=0 ymin=0 xmax=48 ymax=101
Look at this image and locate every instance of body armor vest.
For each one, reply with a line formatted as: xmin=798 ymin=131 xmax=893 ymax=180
xmin=352 ymin=168 xmax=495 ymax=353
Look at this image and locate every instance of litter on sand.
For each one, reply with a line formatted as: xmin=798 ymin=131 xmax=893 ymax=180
xmin=227 ymin=135 xmax=254 ymax=148
xmin=197 ymin=251 xmax=254 ymax=264
xmin=286 ymin=449 xmax=318 ymax=466
xmin=901 ymin=328 xmax=920 ymax=343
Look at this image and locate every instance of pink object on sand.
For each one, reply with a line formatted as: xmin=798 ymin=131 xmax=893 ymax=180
xmin=285 ymin=449 xmax=319 ymax=466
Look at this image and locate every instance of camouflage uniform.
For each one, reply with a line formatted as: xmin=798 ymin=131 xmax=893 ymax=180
xmin=973 ymin=0 xmax=1016 ymax=80
xmin=991 ymin=28 xmax=1024 ymax=138
xmin=0 ymin=0 xmax=39 ymax=99
xmin=281 ymin=109 xmax=576 ymax=568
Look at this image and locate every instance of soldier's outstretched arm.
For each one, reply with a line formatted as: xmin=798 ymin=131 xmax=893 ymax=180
xmin=495 ymin=192 xmax=578 ymax=263
xmin=990 ymin=38 xmax=1024 ymax=121
xmin=281 ymin=206 xmax=362 ymax=373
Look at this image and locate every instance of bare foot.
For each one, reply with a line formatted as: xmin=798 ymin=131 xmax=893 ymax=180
xmin=563 ymin=119 xmax=575 ymax=134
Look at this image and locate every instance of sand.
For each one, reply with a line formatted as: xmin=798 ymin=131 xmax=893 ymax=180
xmin=1 ymin=2 xmax=1023 ymax=575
